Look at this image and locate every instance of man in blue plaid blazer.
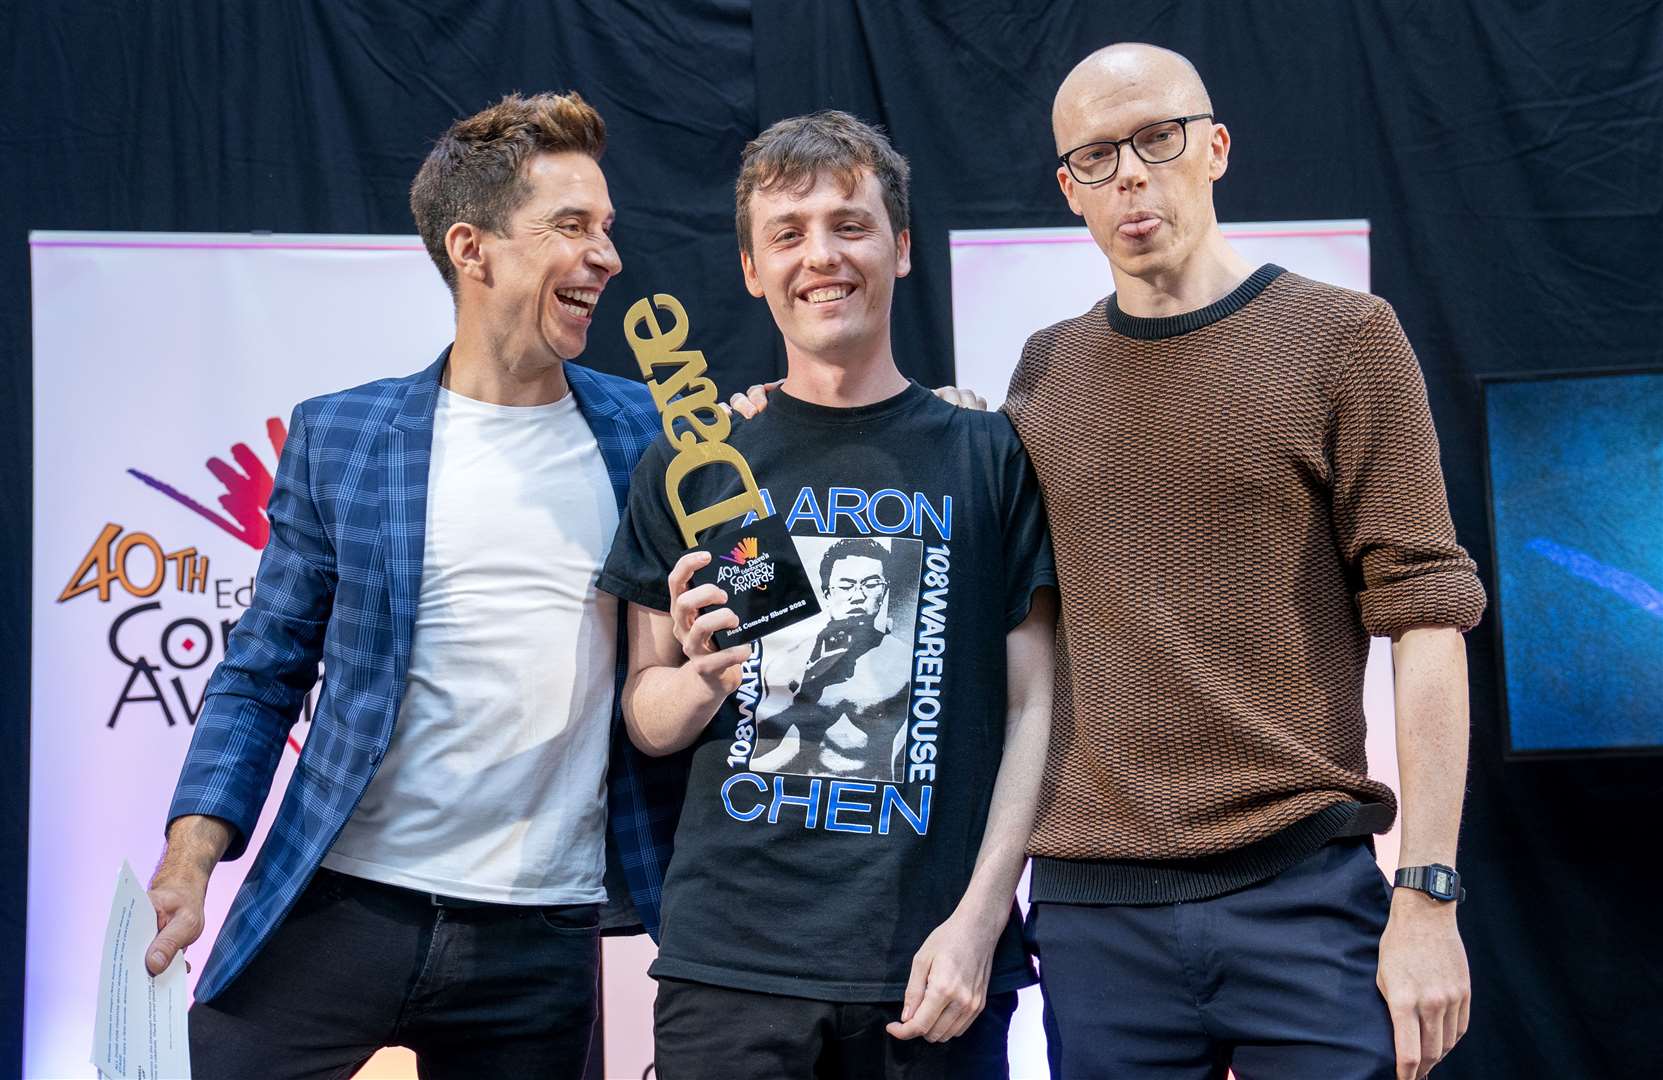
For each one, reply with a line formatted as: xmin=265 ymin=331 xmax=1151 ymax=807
xmin=143 ymin=92 xmax=688 ymax=1078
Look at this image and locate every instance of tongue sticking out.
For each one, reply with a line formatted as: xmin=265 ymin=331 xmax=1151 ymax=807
xmin=1119 ymin=217 xmax=1161 ymax=240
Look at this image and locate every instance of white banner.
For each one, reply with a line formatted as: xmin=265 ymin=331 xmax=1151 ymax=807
xmin=28 ymin=231 xmax=453 ymax=1078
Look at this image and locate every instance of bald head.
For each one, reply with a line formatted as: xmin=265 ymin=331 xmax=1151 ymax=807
xmin=1053 ymin=44 xmax=1212 ymax=153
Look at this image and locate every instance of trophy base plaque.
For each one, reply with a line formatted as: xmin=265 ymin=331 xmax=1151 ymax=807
xmin=690 ymin=514 xmax=821 ymax=647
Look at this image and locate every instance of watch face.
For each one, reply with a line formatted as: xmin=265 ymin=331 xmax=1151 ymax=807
xmin=1431 ymin=869 xmax=1455 ymax=898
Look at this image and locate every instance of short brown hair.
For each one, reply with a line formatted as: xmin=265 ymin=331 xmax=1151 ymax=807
xmin=735 ymin=110 xmax=911 ymax=255
xmin=410 ymin=91 xmax=606 ymax=293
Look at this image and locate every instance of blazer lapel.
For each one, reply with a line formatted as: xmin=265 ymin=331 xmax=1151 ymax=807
xmin=381 ymin=348 xmax=446 ymax=685
xmin=565 ymin=362 xmax=636 ymax=513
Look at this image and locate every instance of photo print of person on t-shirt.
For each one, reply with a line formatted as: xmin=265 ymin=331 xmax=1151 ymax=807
xmin=749 ymin=535 xmax=922 ymax=781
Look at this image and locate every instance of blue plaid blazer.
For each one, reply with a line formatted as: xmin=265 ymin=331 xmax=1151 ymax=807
xmin=169 ymin=348 xmax=688 ymax=1003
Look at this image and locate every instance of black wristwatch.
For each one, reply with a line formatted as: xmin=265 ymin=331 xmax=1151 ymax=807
xmin=1394 ymin=864 xmax=1465 ymax=903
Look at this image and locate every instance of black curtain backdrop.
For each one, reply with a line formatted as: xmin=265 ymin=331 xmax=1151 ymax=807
xmin=4 ymin=3 xmax=1660 ymax=1077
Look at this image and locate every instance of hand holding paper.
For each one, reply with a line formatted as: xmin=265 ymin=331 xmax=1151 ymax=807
xmin=144 ymin=879 xmax=206 ymax=979
xmin=93 ymin=861 xmax=192 ymax=1079
xmin=143 ymin=814 xmax=229 ymax=977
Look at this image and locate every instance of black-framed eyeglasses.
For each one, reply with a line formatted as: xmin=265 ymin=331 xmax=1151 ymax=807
xmin=829 ymin=576 xmax=886 ymax=597
xmin=1059 ymin=113 xmax=1214 ymax=185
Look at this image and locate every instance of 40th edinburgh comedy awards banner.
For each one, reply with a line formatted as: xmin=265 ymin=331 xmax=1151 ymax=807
xmin=28 ymin=231 xmax=453 ymax=1079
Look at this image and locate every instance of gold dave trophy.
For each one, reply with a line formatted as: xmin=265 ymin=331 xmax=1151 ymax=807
xmin=624 ymin=293 xmax=820 ymax=646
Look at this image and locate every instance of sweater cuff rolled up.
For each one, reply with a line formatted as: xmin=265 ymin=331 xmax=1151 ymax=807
xmin=1357 ymin=563 xmax=1487 ymax=637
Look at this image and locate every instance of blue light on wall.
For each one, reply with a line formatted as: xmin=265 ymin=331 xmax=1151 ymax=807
xmin=1483 ymin=369 xmax=1663 ymax=756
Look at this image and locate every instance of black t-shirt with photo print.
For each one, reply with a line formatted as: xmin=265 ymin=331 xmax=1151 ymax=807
xmin=599 ymin=382 xmax=1054 ymax=1002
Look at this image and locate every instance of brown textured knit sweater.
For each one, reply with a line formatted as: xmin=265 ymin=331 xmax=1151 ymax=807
xmin=1003 ymin=265 xmax=1486 ymax=904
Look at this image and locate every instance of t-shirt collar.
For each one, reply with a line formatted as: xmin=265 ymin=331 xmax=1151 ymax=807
xmin=764 ymin=380 xmax=932 ymax=425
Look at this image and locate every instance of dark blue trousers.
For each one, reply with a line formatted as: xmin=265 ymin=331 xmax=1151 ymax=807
xmin=1027 ymin=839 xmax=1397 ymax=1080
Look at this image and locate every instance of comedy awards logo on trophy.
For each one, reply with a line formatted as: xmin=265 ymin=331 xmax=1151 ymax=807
xmin=623 ymin=293 xmax=820 ymax=645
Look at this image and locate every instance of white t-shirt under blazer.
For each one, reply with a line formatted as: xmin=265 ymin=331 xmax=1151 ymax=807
xmin=324 ymin=386 xmax=620 ymax=904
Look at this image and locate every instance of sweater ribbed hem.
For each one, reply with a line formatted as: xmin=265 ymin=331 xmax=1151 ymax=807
xmin=1105 ymin=264 xmax=1286 ymax=340
xmin=1029 ymin=801 xmax=1392 ymax=906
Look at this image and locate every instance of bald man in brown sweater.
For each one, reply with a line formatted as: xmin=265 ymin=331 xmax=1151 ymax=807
xmin=1004 ymin=44 xmax=1484 ymax=1080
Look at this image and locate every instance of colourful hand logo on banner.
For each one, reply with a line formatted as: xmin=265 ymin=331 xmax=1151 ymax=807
xmin=127 ymin=417 xmax=287 ymax=551
xmin=61 ymin=415 xmax=312 ymax=754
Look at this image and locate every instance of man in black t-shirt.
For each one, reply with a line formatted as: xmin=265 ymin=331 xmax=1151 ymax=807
xmin=599 ymin=111 xmax=1058 ymax=1079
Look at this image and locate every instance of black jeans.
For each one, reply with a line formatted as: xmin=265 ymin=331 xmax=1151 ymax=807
xmin=652 ymin=976 xmax=1019 ymax=1080
xmin=1026 ymin=839 xmax=1397 ymax=1080
xmin=190 ymin=868 xmax=601 ymax=1080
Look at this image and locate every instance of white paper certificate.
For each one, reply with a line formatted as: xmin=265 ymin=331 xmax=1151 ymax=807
xmin=91 ymin=861 xmax=192 ymax=1079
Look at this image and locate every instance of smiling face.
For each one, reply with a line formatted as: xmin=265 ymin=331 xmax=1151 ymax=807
xmin=472 ymin=151 xmax=621 ymax=366
xmin=739 ymin=167 xmax=911 ymax=367
xmin=1052 ymin=46 xmax=1229 ymax=282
